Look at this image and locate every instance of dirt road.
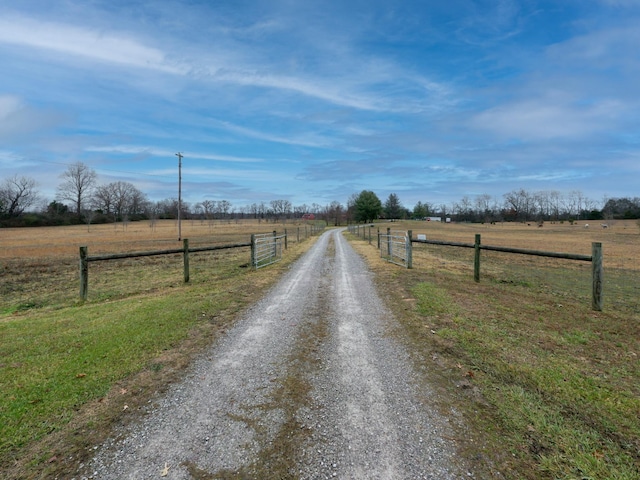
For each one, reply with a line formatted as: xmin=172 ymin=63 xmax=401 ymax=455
xmin=87 ymin=229 xmax=469 ymax=479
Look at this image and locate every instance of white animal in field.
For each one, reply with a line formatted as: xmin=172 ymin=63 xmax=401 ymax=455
xmin=584 ymin=224 xmax=589 ymax=228
xmin=601 ymin=223 xmax=608 ymax=229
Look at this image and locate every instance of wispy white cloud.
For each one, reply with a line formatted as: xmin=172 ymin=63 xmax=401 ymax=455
xmin=0 ymin=15 xmax=181 ymax=74
xmin=86 ymin=145 xmax=263 ymax=163
xmin=0 ymin=7 xmax=453 ymax=116
xmin=0 ymin=94 xmax=66 ymax=140
xmin=469 ymin=98 xmax=625 ymax=141
xmin=211 ymin=120 xmax=336 ymax=148
xmin=0 ymin=149 xmax=22 ymax=166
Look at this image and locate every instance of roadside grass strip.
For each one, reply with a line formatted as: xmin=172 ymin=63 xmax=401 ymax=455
xmin=409 ymin=279 xmax=640 ymax=479
xmin=0 ymin=239 xmax=315 ymax=479
xmin=345 ymin=226 xmax=639 ymax=480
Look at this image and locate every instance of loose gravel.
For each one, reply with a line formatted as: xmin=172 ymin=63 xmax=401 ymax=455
xmin=82 ymin=229 xmax=471 ymax=479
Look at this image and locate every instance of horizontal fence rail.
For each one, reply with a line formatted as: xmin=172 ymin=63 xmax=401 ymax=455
xmin=79 ymin=232 xmax=291 ymax=300
xmin=410 ymin=231 xmax=602 ymax=311
xmin=414 ymin=237 xmax=592 ymax=261
xmin=347 ymin=226 xmax=603 ymax=311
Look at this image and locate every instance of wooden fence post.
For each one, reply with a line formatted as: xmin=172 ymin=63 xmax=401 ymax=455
xmin=592 ymin=242 xmax=603 ymax=311
xmin=297 ymin=227 xmax=300 ymax=243
xmin=474 ymin=234 xmax=481 ymax=283
xmin=250 ymin=234 xmax=256 ymax=268
xmin=284 ymin=229 xmax=288 ymax=249
xmin=183 ymin=239 xmax=190 ymax=283
xmin=407 ymin=230 xmax=413 ymax=269
xmin=79 ymin=246 xmax=88 ymax=301
xmin=387 ymin=227 xmax=392 ymax=256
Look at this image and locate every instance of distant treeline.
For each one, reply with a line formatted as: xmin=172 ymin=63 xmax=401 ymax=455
xmin=1 ymin=162 xmax=639 ymax=228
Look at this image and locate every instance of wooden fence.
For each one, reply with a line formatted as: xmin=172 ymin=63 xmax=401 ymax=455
xmin=78 ymin=225 xmax=327 ymax=301
xmin=347 ymin=225 xmax=603 ymax=311
xmin=79 ymin=239 xmax=251 ymax=301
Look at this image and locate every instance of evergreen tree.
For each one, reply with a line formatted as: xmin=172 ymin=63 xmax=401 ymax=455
xmin=413 ymin=201 xmax=428 ymax=219
xmin=354 ymin=190 xmax=382 ymax=222
xmin=384 ymin=193 xmax=404 ymax=219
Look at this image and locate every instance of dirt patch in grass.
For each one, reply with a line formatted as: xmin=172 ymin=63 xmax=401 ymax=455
xmin=346 ymin=227 xmax=640 ymax=480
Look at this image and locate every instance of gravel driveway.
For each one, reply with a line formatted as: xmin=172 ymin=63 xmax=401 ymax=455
xmin=86 ymin=228 xmax=470 ymax=479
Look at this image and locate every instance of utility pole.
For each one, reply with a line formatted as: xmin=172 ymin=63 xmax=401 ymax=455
xmin=176 ymin=152 xmax=183 ymax=240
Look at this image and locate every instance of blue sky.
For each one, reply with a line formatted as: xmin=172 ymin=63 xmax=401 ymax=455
xmin=1 ymin=0 xmax=639 ymax=211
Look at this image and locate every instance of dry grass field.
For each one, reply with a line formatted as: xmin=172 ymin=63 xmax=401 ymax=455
xmin=0 ymin=218 xmax=300 ymax=260
xmin=355 ymin=219 xmax=640 ymax=313
xmin=348 ymin=219 xmax=639 ymax=479
xmin=384 ymin=218 xmax=640 ymax=270
xmin=0 ymin=219 xmax=311 ymax=311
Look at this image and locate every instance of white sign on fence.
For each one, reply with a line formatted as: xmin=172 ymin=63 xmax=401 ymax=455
xmin=417 ymin=234 xmax=426 ymax=241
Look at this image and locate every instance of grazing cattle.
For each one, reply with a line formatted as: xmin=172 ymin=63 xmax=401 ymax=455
xmin=584 ymin=224 xmax=589 ymax=228
xmin=601 ymin=224 xmax=608 ymax=229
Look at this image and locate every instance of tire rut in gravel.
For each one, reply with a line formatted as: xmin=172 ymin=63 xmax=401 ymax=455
xmin=296 ymin=229 xmax=465 ymax=480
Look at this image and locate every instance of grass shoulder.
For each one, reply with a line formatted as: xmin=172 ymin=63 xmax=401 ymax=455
xmin=0 ymin=236 xmax=319 ymax=479
xmin=345 ymin=231 xmax=640 ymax=480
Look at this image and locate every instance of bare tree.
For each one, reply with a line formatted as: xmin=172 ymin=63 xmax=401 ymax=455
xmin=82 ymin=208 xmax=96 ymax=232
xmin=326 ymin=201 xmax=344 ymax=226
xmin=270 ymin=199 xmax=292 ymax=222
xmin=93 ymin=181 xmax=146 ymax=223
xmin=0 ymin=175 xmax=39 ymax=216
xmin=57 ymin=162 xmax=97 ymax=218
xmin=474 ymin=194 xmax=493 ymax=222
xmin=111 ymin=181 xmax=137 ymax=220
xmin=94 ymin=183 xmax=116 ymax=218
xmin=458 ymin=195 xmax=472 ymax=222
xmin=201 ymin=200 xmax=215 ymax=219
xmin=218 ymin=200 xmax=232 ymax=219
xmin=548 ymin=190 xmax=562 ymax=221
xmin=503 ymin=189 xmax=536 ymax=221
xmin=294 ymin=204 xmax=308 ymax=219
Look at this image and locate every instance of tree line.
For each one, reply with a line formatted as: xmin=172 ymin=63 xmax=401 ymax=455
xmin=0 ymin=163 xmax=346 ymax=227
xmin=1 ymin=162 xmax=639 ymax=227
xmin=348 ymin=189 xmax=640 ymax=224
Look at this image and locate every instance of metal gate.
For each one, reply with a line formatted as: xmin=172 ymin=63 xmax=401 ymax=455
xmin=252 ymin=232 xmax=286 ymax=269
xmin=379 ymin=230 xmax=410 ymax=268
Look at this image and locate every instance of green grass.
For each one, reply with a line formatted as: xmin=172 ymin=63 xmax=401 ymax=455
xmin=0 ymin=240 xmax=317 ymax=479
xmin=408 ymin=278 xmax=640 ymax=479
xmin=1 ymin=293 xmax=211 ymax=452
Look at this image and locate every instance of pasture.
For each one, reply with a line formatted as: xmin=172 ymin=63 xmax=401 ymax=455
xmin=0 ymin=219 xmax=318 ymax=478
xmin=348 ymin=219 xmax=640 ymax=479
xmin=1 ymin=218 xmax=312 ymax=310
